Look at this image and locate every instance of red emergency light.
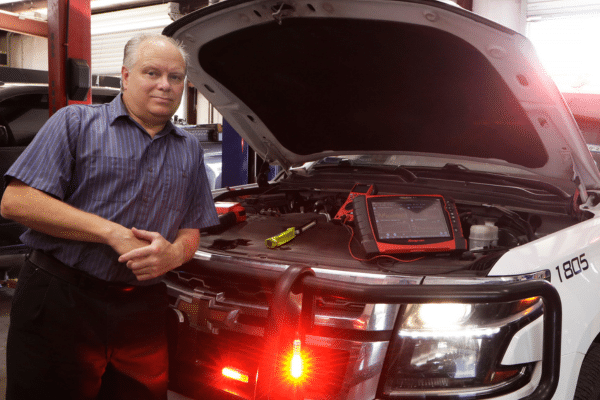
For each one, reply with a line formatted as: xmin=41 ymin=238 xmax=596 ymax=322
xmin=222 ymin=366 xmax=249 ymax=383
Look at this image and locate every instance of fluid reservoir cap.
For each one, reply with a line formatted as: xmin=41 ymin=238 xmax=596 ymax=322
xmin=469 ymin=223 xmax=499 ymax=251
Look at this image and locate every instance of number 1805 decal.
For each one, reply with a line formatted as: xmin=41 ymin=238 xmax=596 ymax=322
xmin=555 ymin=254 xmax=589 ymax=283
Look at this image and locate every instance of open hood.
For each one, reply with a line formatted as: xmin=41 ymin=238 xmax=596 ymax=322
xmin=165 ymin=0 xmax=600 ymax=191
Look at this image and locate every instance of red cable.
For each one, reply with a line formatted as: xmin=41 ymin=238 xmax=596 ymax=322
xmin=343 ymin=220 xmax=424 ymax=263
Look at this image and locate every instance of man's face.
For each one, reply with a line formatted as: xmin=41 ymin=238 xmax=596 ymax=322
xmin=121 ymin=39 xmax=186 ymax=132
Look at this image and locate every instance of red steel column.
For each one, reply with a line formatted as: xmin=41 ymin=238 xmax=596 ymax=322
xmin=47 ymin=0 xmax=91 ymax=116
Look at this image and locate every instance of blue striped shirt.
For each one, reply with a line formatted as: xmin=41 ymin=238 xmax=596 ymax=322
xmin=5 ymin=94 xmax=219 ymax=284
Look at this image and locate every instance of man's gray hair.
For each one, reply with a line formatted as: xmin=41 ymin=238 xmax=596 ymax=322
xmin=121 ymin=34 xmax=189 ymax=90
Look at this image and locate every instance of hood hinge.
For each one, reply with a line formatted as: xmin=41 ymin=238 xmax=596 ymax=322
xmin=261 ymin=139 xmax=290 ymax=171
xmin=571 ymin=153 xmax=589 ymax=203
xmin=580 ymin=190 xmax=600 ymax=216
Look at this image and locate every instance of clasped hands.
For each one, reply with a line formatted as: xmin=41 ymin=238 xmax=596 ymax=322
xmin=117 ymin=227 xmax=183 ymax=281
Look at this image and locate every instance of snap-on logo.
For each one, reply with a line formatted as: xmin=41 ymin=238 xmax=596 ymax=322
xmin=408 ymin=239 xmax=425 ymax=243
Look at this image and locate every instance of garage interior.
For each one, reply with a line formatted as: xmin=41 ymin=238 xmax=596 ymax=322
xmin=2 ymin=0 xmax=598 ymax=176
xmin=0 ymin=0 xmax=599 ymax=399
xmin=1 ymin=0 xmax=599 ymax=183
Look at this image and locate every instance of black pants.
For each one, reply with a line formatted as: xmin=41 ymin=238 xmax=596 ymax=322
xmin=6 ymin=260 xmax=169 ymax=400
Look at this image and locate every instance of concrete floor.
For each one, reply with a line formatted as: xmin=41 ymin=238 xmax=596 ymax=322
xmin=0 ymin=286 xmax=192 ymax=400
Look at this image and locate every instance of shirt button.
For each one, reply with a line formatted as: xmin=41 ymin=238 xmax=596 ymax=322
xmin=148 ymin=167 xmax=153 ymax=173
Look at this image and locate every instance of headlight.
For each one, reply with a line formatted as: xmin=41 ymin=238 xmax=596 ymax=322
xmin=381 ymin=297 xmax=542 ymax=398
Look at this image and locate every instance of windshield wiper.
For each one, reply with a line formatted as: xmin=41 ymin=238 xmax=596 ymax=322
xmin=312 ymin=159 xmax=417 ymax=182
xmin=430 ymin=163 xmax=570 ymax=199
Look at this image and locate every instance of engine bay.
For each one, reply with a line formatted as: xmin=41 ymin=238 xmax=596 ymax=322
xmin=200 ymin=183 xmax=580 ymax=277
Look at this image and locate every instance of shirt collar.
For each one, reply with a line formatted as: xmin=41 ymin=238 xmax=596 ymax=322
xmin=109 ymin=93 xmax=185 ymax=138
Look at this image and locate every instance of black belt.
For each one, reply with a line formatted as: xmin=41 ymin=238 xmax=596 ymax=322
xmin=27 ymin=249 xmax=161 ymax=295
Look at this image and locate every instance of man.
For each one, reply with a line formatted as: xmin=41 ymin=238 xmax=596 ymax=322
xmin=0 ymin=34 xmax=218 ymax=399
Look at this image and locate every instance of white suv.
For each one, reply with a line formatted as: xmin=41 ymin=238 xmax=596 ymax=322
xmin=161 ymin=1 xmax=600 ymax=399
